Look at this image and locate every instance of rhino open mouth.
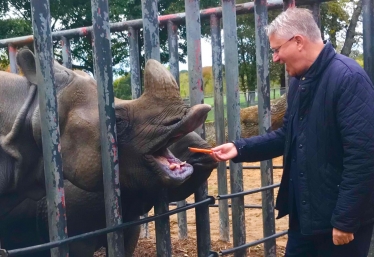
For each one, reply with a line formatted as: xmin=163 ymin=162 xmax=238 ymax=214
xmin=143 ymin=104 xmax=211 ymax=186
xmin=152 ymin=148 xmax=193 ymax=183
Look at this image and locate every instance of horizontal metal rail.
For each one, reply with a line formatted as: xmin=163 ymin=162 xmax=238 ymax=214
xmin=217 ymin=183 xmax=281 ymax=200
xmin=169 ymin=202 xmax=262 ymax=209
xmin=217 ymin=230 xmax=288 ymax=255
xmin=231 ymin=165 xmax=283 ymax=170
xmin=0 ymin=197 xmax=214 ymax=257
xmin=0 ymin=0 xmax=315 ymax=47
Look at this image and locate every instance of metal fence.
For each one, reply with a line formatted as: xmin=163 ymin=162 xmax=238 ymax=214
xmin=0 ymin=0 xmax=373 ymax=257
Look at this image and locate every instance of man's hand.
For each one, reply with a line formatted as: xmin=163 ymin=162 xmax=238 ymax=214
xmin=332 ymin=227 xmax=354 ymax=245
xmin=210 ymin=143 xmax=238 ymax=162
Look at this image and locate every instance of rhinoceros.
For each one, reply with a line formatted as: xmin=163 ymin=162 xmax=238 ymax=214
xmin=0 ymin=49 xmax=217 ymax=256
xmin=0 ymin=131 xmax=216 ymax=257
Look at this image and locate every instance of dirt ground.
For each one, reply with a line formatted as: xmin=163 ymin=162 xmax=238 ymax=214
xmin=95 ymin=156 xmax=288 ymax=257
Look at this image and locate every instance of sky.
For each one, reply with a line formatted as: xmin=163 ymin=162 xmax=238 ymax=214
xmin=178 ymin=38 xmax=217 ymax=71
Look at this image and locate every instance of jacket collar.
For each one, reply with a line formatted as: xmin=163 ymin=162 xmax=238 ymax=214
xmin=297 ymin=41 xmax=336 ymax=81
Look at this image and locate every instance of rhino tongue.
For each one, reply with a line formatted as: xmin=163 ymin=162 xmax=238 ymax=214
xmin=153 ymin=149 xmax=193 ymax=179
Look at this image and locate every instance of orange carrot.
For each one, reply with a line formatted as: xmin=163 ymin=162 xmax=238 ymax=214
xmin=188 ymin=147 xmax=213 ymax=154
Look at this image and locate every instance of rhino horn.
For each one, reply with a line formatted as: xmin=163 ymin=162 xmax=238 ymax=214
xmin=143 ymin=59 xmax=180 ymax=100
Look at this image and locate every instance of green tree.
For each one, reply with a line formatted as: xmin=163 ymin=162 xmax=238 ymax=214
xmin=113 ymin=73 xmax=132 ymax=100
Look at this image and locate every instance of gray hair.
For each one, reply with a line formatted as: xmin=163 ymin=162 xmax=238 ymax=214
xmin=266 ymin=8 xmax=322 ymax=42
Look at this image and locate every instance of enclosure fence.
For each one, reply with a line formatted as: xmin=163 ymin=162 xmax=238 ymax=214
xmin=0 ymin=0 xmax=373 ymax=256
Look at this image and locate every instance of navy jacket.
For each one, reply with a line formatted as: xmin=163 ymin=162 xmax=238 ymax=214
xmin=232 ymin=42 xmax=374 ymax=235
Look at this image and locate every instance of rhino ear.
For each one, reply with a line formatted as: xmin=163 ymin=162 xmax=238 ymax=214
xmin=16 ymin=48 xmax=37 ymax=85
xmin=17 ymin=48 xmax=73 ymax=88
xmin=143 ymin=59 xmax=180 ymax=99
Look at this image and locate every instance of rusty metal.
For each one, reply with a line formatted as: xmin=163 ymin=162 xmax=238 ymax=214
xmin=141 ymin=0 xmax=161 ymax=60
xmin=185 ymin=0 xmax=211 ymax=256
xmin=210 ymin=13 xmax=230 ymax=243
xmin=61 ymin=37 xmax=72 ymax=69
xmin=222 ymin=0 xmax=246 ymax=256
xmin=141 ymin=1 xmax=172 ymax=256
xmin=90 ymin=0 xmax=125 ymax=256
xmin=167 ymin=20 xmax=187 ymax=240
xmin=8 ymin=45 xmax=18 ymax=74
xmin=0 ymin=0 xmax=302 ymax=48
xmin=30 ymin=0 xmax=69 ymax=256
xmin=128 ymin=27 xmax=142 ymax=99
xmin=254 ymin=1 xmax=276 ymax=256
xmin=167 ymin=21 xmax=180 ymax=87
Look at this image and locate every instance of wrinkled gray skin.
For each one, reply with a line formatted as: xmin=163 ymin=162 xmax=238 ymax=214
xmin=0 ymin=49 xmax=217 ymax=256
xmin=0 ymin=132 xmax=216 ymax=257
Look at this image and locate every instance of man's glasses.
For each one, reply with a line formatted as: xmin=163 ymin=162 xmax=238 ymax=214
xmin=270 ymin=36 xmax=295 ymax=54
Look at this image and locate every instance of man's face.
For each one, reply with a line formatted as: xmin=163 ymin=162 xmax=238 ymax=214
xmin=269 ymin=34 xmax=301 ymax=77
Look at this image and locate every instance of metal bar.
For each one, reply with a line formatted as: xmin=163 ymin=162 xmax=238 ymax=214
xmin=167 ymin=21 xmax=180 ymax=87
xmin=8 ymin=45 xmax=18 ymax=74
xmin=141 ymin=0 xmax=161 ymax=61
xmin=282 ymin=0 xmax=295 ymax=94
xmin=167 ymin=20 xmax=188 ymax=240
xmin=0 ymin=0 xmax=308 ymax=48
xmin=90 ymin=0 xmax=125 ymax=256
xmin=219 ymin=231 xmax=288 ymax=255
xmin=29 ymin=1 xmax=68 ymax=256
xmin=217 ymin=183 xmax=281 ymax=200
xmin=363 ymin=0 xmax=374 ymax=83
xmin=254 ymin=0 xmax=276 ymax=256
xmin=128 ymin=27 xmax=142 ymax=99
xmin=169 ymin=202 xmax=263 ymax=209
xmin=176 ymin=200 xmax=188 ymax=239
xmin=60 ymin=37 xmax=72 ymax=69
xmin=222 ymin=1 xmax=246 ymax=256
xmin=211 ymin=13 xmax=230 ymax=243
xmin=364 ymin=0 xmax=374 ymax=253
xmin=308 ymin=3 xmax=321 ymax=28
xmin=4 ymin=197 xmax=214 ymax=256
xmin=229 ymin=165 xmax=283 ymax=169
xmin=154 ymin=189 xmax=172 ymax=257
xmin=141 ymin=1 xmax=171 ymax=256
xmin=185 ymin=1 xmax=211 ymax=256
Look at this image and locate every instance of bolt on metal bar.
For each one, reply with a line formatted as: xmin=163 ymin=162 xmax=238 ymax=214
xmin=217 ymin=183 xmax=281 ymax=200
xmin=222 ymin=0 xmax=246 ymax=256
xmin=29 ymin=0 xmax=69 ymax=256
xmin=254 ymin=0 xmax=276 ymax=255
xmin=90 ymin=0 xmax=125 ymax=256
xmin=210 ymin=13 xmax=230 ymax=243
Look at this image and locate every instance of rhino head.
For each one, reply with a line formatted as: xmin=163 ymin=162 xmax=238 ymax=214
xmin=10 ymin=49 xmax=213 ymax=193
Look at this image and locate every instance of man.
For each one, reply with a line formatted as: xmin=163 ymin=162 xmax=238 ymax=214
xmin=211 ymin=7 xmax=374 ymax=257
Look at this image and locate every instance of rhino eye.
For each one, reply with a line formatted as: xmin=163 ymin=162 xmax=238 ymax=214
xmin=116 ymin=107 xmax=131 ymax=144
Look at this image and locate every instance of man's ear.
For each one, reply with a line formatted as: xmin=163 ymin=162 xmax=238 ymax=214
xmin=294 ymin=35 xmax=305 ymax=51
